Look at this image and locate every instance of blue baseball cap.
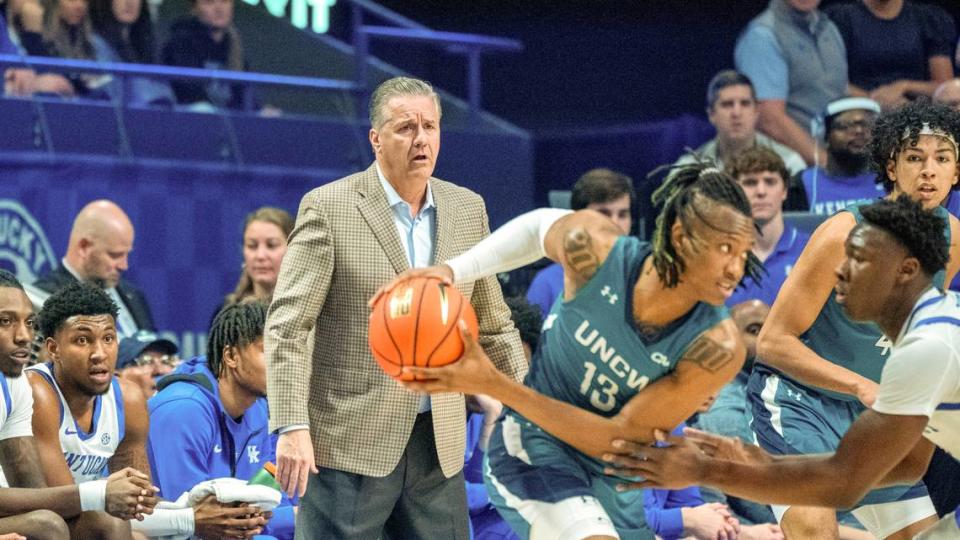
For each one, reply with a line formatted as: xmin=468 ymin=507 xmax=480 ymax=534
xmin=117 ymin=331 xmax=178 ymax=370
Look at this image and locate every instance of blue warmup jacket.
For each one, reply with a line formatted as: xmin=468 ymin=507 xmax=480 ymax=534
xmin=147 ymin=356 xmax=295 ymax=540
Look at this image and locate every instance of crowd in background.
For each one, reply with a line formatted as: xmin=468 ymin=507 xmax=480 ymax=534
xmin=1 ymin=0 xmax=256 ymax=108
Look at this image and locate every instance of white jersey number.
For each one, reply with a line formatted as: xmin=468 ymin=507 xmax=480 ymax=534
xmin=875 ymin=335 xmax=893 ymax=356
xmin=580 ymin=362 xmax=618 ymax=412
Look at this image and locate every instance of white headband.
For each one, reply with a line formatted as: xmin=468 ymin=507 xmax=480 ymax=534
xmin=894 ymin=122 xmax=959 ymax=158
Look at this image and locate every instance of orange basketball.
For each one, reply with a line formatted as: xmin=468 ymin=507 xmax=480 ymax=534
xmin=368 ymin=276 xmax=479 ymax=380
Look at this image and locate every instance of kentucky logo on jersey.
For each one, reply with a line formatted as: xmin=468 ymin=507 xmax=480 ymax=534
xmin=0 ymin=200 xmax=57 ymax=284
xmin=247 ymin=445 xmax=260 ymax=464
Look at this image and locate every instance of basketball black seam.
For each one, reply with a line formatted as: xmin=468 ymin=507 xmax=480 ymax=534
xmin=426 ymin=292 xmax=464 ymax=364
xmin=383 ymin=296 xmax=403 ymax=366
xmin=412 ymin=279 xmax=428 ymax=368
xmin=371 ymin=343 xmax=401 ymax=377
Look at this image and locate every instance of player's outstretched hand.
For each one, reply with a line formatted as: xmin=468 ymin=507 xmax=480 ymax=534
xmin=193 ymin=496 xmax=267 ymax=539
xmin=601 ymin=429 xmax=708 ymax=490
xmin=276 ymin=429 xmax=318 ymax=499
xmin=368 ymin=264 xmax=454 ymax=308
xmin=682 ymin=427 xmax=772 ymax=465
xmin=400 ymin=321 xmax=504 ymax=396
xmin=104 ymin=467 xmax=159 ymax=521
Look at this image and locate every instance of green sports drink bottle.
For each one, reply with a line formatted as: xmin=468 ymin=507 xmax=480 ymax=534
xmin=248 ymin=461 xmax=282 ymax=491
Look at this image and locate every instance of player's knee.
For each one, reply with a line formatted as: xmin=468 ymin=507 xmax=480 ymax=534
xmin=20 ymin=509 xmax=69 ymax=540
xmin=76 ymin=511 xmax=131 ymax=540
xmin=529 ymin=496 xmax=619 ymax=540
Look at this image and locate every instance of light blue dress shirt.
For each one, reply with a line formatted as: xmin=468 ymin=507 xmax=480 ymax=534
xmin=377 ymin=164 xmax=437 ymax=413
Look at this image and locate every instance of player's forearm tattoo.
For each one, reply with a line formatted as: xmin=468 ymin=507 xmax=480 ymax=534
xmin=564 ymin=227 xmax=599 ymax=280
xmin=0 ymin=437 xmax=48 ymax=488
xmin=684 ymin=335 xmax=734 ymax=373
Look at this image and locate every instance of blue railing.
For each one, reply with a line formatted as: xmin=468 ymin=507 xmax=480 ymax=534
xmin=1 ymin=0 xmax=523 ymax=117
xmin=0 ymin=53 xmax=358 ymax=112
xmin=345 ymin=0 xmax=522 ymax=112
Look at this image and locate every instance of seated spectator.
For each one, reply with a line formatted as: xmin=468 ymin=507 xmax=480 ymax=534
xmin=0 ymin=270 xmax=158 ymax=539
xmin=147 ymin=301 xmax=294 ymax=539
xmin=89 ymin=0 xmax=173 ymax=104
xmin=223 ymin=207 xmax=293 ymax=308
xmin=161 ymin=0 xmax=253 ymax=110
xmin=725 ymin=147 xmax=809 ymax=308
xmin=826 ymin=0 xmax=956 ymax=110
xmin=26 ymin=200 xmax=156 ymax=338
xmin=463 ymin=296 xmax=539 ymax=540
xmin=526 ymin=168 xmax=633 ymax=318
xmin=934 ymin=78 xmax=960 ymax=111
xmin=735 ymin=0 xmax=847 ymax=166
xmin=787 ymin=97 xmax=884 ymax=215
xmin=22 ymin=0 xmax=115 ymax=98
xmin=2 ymin=0 xmax=75 ymax=96
xmin=674 ymin=70 xmax=806 ymax=176
xmin=116 ymin=331 xmax=178 ymax=397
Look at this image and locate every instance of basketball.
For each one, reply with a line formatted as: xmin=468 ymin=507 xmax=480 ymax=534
xmin=369 ymin=276 xmax=479 ymax=379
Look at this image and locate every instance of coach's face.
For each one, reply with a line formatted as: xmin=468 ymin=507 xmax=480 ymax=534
xmin=369 ymin=95 xmax=441 ymax=185
xmin=835 ymin=224 xmax=907 ymax=322
xmin=47 ymin=314 xmax=117 ymax=396
xmin=0 ymin=287 xmax=34 ymax=378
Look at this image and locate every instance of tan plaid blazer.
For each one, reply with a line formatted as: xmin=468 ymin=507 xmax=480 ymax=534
xmin=265 ymin=163 xmax=528 ymax=478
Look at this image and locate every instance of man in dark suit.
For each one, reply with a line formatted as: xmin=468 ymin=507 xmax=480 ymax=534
xmin=26 ymin=200 xmax=154 ymax=337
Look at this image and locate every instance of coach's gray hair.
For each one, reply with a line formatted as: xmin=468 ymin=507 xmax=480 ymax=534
xmin=368 ymin=77 xmax=442 ymax=129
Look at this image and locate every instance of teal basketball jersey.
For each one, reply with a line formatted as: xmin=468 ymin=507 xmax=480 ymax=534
xmin=799 ymin=202 xmax=951 ymax=401
xmin=519 ymin=236 xmax=727 ymax=474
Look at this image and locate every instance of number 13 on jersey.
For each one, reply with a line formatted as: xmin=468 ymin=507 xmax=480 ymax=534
xmin=580 ymin=362 xmax=618 ymax=412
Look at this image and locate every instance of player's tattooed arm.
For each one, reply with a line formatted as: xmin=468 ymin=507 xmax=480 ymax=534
xmin=563 ymin=227 xmax=600 ymax=284
xmin=0 ymin=436 xmax=47 ymax=488
xmin=548 ymin=210 xmax=621 ymax=298
xmin=683 ymin=334 xmax=737 ymax=374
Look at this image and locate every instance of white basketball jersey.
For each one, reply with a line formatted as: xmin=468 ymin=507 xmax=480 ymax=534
xmin=874 ymin=289 xmax=960 ymax=459
xmin=0 ymin=374 xmax=35 ymax=487
xmin=26 ymin=363 xmax=124 ymax=483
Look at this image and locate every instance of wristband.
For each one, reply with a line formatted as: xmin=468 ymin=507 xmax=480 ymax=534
xmin=78 ymin=479 xmax=107 ymax=512
xmin=131 ymin=507 xmax=195 ymax=536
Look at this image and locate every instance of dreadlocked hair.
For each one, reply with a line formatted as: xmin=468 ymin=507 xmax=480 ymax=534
xmin=37 ymin=282 xmax=118 ymax=339
xmin=859 ymin=194 xmax=949 ymax=277
xmin=0 ymin=270 xmax=23 ymax=290
xmin=207 ymin=300 xmax=266 ymax=378
xmin=649 ymin=162 xmax=763 ymax=288
xmin=869 ymin=100 xmax=960 ymax=193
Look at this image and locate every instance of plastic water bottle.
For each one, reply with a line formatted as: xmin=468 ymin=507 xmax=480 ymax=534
xmin=248 ymin=461 xmax=281 ymax=491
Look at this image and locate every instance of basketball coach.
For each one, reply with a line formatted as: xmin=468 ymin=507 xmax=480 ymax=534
xmin=265 ymin=76 xmax=528 ymax=539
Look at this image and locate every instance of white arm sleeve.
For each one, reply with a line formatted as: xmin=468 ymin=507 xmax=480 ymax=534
xmin=444 ymin=208 xmax=572 ymax=284
xmin=0 ymin=376 xmax=34 ymax=440
xmin=873 ymin=331 xmax=960 ymax=417
xmin=130 ymin=507 xmax=195 ymax=538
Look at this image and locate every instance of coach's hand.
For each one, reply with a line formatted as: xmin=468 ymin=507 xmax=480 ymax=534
xmin=400 ymin=321 xmax=504 ymax=397
xmin=104 ymin=467 xmax=160 ymax=520
xmin=368 ymin=265 xmax=454 ymax=308
xmin=276 ymin=429 xmax=318 ymax=498
xmin=193 ymin=496 xmax=266 ymax=539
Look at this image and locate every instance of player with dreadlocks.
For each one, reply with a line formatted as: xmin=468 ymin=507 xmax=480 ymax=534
xmin=603 ymin=195 xmax=960 ymax=540
xmin=372 ymin=161 xmax=761 ymax=539
xmin=720 ymin=100 xmax=960 ymax=540
xmin=146 ymin=300 xmax=292 ymax=539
